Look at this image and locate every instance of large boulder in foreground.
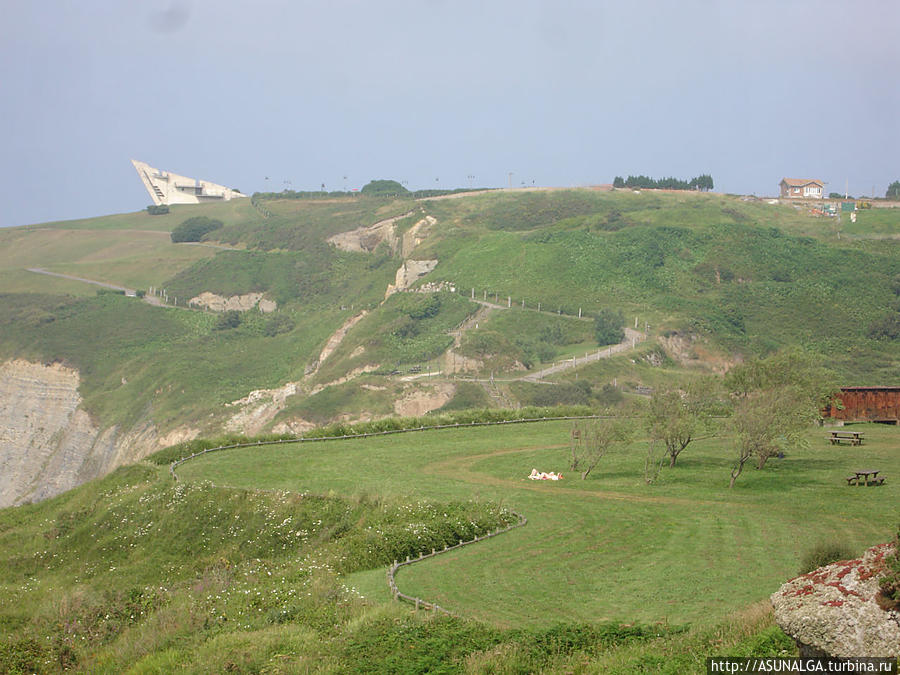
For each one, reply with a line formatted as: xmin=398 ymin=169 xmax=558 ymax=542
xmin=771 ymin=543 xmax=900 ymax=657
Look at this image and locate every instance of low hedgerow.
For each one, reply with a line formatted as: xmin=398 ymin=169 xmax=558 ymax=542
xmin=331 ymin=499 xmax=518 ymax=573
xmin=146 ymin=433 xmax=296 ymax=465
xmin=148 ymin=407 xmax=596 ymax=466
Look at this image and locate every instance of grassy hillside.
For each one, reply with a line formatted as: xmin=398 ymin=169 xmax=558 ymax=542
xmin=0 ymin=292 xmax=339 ymax=430
xmin=0 ymin=463 xmax=519 ymax=673
xmin=2 ymin=189 xmax=898 ymax=671
xmin=1 ymin=189 xmax=897 ymax=435
xmin=5 ymin=419 xmax=896 ymax=671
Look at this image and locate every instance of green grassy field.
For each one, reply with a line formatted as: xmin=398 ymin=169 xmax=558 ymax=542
xmin=177 ymin=420 xmax=900 ymax=628
xmin=9 ymin=416 xmax=880 ymax=672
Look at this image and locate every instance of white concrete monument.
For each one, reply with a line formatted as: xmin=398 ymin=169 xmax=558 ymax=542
xmin=131 ymin=159 xmax=247 ymax=206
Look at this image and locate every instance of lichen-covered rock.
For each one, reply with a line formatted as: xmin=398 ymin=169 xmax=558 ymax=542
xmin=771 ymin=543 xmax=900 ymax=657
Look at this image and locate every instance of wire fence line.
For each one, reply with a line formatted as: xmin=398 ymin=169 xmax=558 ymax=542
xmin=386 ymin=509 xmax=528 ymax=616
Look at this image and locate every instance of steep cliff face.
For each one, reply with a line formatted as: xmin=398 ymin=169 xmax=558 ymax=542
xmin=0 ymin=360 xmax=162 ymax=507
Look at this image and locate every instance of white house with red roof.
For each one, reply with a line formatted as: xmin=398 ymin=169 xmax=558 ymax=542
xmin=779 ymin=178 xmax=825 ymax=199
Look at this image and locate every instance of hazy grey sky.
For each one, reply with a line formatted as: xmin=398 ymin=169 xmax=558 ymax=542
xmin=2 ymin=0 xmax=898 ymax=227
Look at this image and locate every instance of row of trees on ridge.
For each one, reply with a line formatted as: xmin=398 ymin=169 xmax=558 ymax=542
xmin=612 ymin=174 xmax=714 ymax=191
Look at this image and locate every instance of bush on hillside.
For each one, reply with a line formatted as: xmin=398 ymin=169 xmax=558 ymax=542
xmin=400 ymin=293 xmax=442 ymax=320
xmin=170 ymin=216 xmax=223 ymax=243
xmin=263 ymin=314 xmax=295 ymax=336
xmin=146 ymin=204 xmax=169 ymax=215
xmin=214 ymin=310 xmax=242 ymax=330
xmin=594 ymin=308 xmax=625 ymax=346
xmin=867 ymin=313 xmax=900 ymax=340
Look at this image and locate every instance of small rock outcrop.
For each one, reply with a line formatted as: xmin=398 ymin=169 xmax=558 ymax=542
xmin=385 ymin=260 xmax=438 ymax=297
xmin=771 ymin=543 xmax=900 ymax=657
xmin=188 ymin=292 xmax=276 ymax=313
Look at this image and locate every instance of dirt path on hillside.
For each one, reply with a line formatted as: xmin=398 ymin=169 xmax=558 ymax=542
xmin=26 ymin=268 xmax=199 ymax=311
xmin=424 ymin=443 xmax=723 ymax=507
xmin=521 ymin=328 xmax=645 ymax=382
xmin=27 ymin=268 xmax=136 ymax=294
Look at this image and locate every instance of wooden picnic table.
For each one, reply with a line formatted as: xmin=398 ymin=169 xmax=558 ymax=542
xmin=828 ymin=429 xmax=864 ymax=446
xmin=846 ymin=469 xmax=883 ymax=486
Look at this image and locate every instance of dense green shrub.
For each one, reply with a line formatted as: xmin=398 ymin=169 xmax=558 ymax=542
xmin=867 ymin=313 xmax=900 ymax=340
xmin=360 ymin=179 xmax=408 ymax=197
xmin=170 ymin=216 xmax=223 ymax=243
xmin=146 ymin=204 xmax=169 ymax=215
xmin=263 ymin=314 xmax=295 ymax=336
xmin=214 ymin=310 xmax=242 ymax=330
xmin=799 ymin=541 xmax=857 ymax=574
xmin=594 ymin=308 xmax=625 ymax=346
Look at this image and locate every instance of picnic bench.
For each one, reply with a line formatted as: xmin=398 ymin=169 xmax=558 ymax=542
xmin=828 ymin=429 xmax=864 ymax=446
xmin=845 ymin=469 xmax=885 ymax=486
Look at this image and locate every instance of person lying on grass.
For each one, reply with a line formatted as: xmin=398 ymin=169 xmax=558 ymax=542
xmin=529 ymin=468 xmax=563 ymax=480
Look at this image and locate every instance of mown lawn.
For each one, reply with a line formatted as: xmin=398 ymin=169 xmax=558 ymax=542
xmin=178 ymin=420 xmax=900 ymax=628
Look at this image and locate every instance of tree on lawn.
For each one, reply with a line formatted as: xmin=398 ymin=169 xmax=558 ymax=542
xmin=886 ymin=180 xmax=900 ymax=200
xmin=569 ymin=417 xmax=634 ymax=480
xmin=725 ymin=349 xmax=837 ymax=488
xmin=646 ymin=378 xmax=720 ymax=468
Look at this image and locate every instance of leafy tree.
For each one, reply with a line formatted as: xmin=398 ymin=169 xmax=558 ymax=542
xmin=724 ymin=350 xmax=837 ymax=487
xmin=594 ymin=308 xmax=625 ymax=346
xmin=569 ymin=418 xmax=634 ymax=480
xmin=886 ymin=181 xmax=900 ymax=200
xmin=646 ymin=379 xmax=719 ymax=468
xmin=612 ymin=176 xmax=625 ymax=188
xmin=360 ymin=179 xmax=409 ymax=197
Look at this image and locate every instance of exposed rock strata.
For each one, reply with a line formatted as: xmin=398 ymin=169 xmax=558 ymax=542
xmin=771 ymin=543 xmax=900 ymax=657
xmin=0 ymin=360 xmax=186 ymax=507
